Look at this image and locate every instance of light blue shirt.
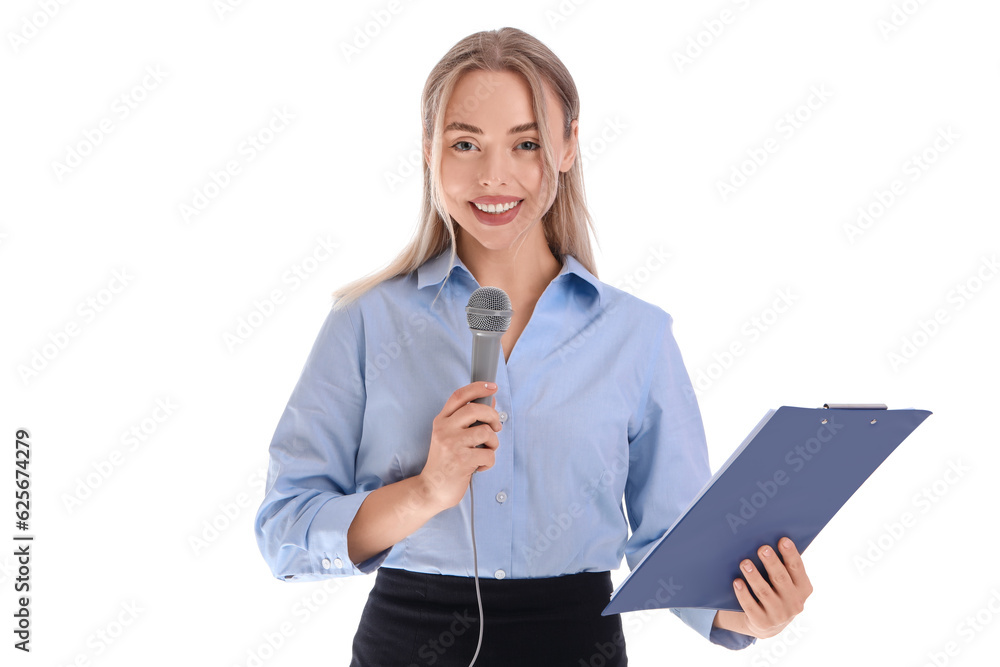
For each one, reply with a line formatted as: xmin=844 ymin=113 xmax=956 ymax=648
xmin=254 ymin=247 xmax=756 ymax=651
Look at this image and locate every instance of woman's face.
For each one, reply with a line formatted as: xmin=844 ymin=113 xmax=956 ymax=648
xmin=430 ymin=69 xmax=578 ymax=254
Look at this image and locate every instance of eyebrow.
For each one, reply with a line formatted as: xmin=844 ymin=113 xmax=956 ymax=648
xmin=443 ymin=121 xmax=538 ymax=135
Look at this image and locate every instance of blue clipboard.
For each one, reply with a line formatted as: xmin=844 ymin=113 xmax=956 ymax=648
xmin=602 ymin=404 xmax=932 ymax=615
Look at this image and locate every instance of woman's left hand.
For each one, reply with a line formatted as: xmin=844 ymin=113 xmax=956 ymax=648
xmin=732 ymin=536 xmax=813 ymax=639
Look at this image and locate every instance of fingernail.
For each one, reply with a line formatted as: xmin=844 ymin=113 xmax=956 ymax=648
xmin=761 ymin=547 xmax=771 ymax=558
xmin=486 ymin=382 xmax=496 ymax=389
xmin=742 ymin=561 xmax=753 ymax=572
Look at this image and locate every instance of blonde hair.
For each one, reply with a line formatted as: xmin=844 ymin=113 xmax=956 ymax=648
xmin=331 ymin=27 xmax=600 ymax=311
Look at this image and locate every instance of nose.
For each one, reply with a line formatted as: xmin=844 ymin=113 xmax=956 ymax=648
xmin=479 ymin=148 xmax=509 ymax=187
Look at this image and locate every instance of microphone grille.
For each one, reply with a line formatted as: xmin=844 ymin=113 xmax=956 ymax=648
xmin=466 ymin=286 xmax=513 ymax=332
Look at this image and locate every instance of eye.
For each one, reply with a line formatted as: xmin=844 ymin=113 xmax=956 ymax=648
xmin=449 ymin=140 xmax=541 ymax=153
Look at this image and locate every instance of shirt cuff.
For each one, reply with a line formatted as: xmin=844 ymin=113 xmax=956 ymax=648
xmin=273 ymin=489 xmax=392 ymax=581
xmin=670 ymin=607 xmax=757 ymax=650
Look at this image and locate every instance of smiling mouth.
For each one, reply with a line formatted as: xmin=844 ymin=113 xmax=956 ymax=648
xmin=471 ymin=199 xmax=523 ymax=214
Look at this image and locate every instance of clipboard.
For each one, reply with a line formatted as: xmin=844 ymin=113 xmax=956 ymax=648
xmin=602 ymin=404 xmax=932 ymax=615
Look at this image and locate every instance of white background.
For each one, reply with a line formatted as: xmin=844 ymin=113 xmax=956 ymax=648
xmin=2 ymin=1 xmax=998 ymax=665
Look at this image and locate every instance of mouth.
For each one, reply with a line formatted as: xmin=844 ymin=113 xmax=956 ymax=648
xmin=470 ymin=198 xmax=523 ymax=213
xmin=468 ymin=198 xmax=524 ymax=226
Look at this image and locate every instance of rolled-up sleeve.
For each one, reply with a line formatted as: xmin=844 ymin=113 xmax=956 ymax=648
xmin=253 ymin=302 xmax=391 ymax=582
xmin=624 ymin=310 xmax=756 ymax=650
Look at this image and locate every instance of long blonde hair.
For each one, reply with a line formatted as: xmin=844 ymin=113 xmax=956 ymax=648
xmin=331 ymin=27 xmax=599 ymax=311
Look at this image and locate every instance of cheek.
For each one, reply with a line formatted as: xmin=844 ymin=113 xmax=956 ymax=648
xmin=520 ymin=158 xmax=543 ymax=183
xmin=437 ymin=160 xmax=470 ymax=218
xmin=439 ymin=158 xmax=460 ymax=194
xmin=523 ymin=160 xmax=550 ymax=205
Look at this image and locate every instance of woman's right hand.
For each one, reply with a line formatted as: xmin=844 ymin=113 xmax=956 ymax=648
xmin=419 ymin=381 xmax=502 ymax=512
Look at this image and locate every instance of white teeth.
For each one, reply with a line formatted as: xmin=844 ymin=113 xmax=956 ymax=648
xmin=473 ymin=200 xmax=521 ymax=213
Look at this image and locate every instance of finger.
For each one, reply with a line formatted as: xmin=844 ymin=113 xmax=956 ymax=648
xmin=738 ymin=557 xmax=778 ymax=612
xmin=757 ymin=543 xmax=796 ymax=598
xmin=463 ymin=424 xmax=498 ymax=450
xmin=775 ymin=537 xmax=812 ymax=593
xmin=732 ymin=574 xmax=763 ymax=619
xmin=442 ymin=383 xmax=497 ymax=418
xmin=473 ymin=448 xmax=496 ymax=473
xmin=453 ymin=402 xmax=502 ymax=431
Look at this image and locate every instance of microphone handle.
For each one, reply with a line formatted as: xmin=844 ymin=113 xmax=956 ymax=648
xmin=469 ymin=330 xmax=503 ymax=442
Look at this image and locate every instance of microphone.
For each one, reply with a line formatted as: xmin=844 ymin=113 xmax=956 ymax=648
xmin=463 ymin=286 xmax=513 ymax=661
xmin=465 ymin=287 xmax=513 ymax=437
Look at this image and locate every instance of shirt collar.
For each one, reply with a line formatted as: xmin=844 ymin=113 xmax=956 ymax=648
xmin=416 ymin=248 xmax=604 ymax=306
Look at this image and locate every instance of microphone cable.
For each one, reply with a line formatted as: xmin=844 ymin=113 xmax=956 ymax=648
xmin=465 ymin=473 xmax=485 ymax=666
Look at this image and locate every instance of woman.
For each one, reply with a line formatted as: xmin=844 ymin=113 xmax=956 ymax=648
xmin=254 ymin=27 xmax=812 ymax=666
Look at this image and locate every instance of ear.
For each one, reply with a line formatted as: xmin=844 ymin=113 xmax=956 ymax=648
xmin=559 ymin=118 xmax=579 ymax=173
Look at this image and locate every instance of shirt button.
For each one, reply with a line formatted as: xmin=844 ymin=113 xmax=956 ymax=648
xmin=321 ymin=558 xmax=331 ymax=569
xmin=495 ymin=491 xmax=507 ymax=504
xmin=334 ymin=558 xmax=344 ymax=569
xmin=499 ymin=411 xmax=508 ymax=422
xmin=494 ymin=569 xmax=506 ymax=580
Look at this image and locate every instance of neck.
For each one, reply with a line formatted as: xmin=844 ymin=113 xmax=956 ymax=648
xmin=456 ymin=232 xmax=562 ymax=300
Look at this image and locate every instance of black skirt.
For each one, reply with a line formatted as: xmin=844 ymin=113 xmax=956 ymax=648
xmin=350 ymin=567 xmax=627 ymax=666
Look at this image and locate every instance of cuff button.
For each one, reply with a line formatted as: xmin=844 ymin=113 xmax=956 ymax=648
xmin=321 ymin=558 xmax=332 ymax=569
